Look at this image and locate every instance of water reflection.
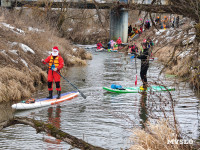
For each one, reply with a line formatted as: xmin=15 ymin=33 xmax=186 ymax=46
xmin=44 ymin=106 xmax=61 ymax=146
xmin=0 ymin=46 xmax=199 ymax=150
xmin=139 ymin=92 xmax=148 ymax=129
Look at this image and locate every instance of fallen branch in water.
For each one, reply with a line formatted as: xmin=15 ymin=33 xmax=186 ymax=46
xmin=1 ymin=117 xmax=106 ymax=150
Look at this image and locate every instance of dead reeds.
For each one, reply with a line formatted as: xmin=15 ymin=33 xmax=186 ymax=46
xmin=130 ymin=120 xmax=192 ymax=150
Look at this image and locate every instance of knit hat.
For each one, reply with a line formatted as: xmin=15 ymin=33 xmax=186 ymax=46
xmin=52 ymin=46 xmax=59 ymax=56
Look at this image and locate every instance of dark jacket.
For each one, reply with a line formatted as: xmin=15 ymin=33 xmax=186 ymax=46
xmin=135 ymin=48 xmax=150 ymax=68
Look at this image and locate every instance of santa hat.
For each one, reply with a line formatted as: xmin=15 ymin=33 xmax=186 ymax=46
xmin=52 ymin=46 xmax=59 ymax=56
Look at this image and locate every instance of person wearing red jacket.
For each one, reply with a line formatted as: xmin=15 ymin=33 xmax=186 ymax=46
xmin=116 ymin=37 xmax=122 ymax=49
xmin=41 ymin=46 xmax=64 ymax=99
xmin=97 ymin=42 xmax=103 ymax=49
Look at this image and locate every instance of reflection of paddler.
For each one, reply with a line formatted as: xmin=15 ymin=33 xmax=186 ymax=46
xmin=139 ymin=91 xmax=148 ymax=129
xmin=44 ymin=106 xmax=61 ymax=145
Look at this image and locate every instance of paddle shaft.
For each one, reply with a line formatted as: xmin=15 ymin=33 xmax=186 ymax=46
xmin=43 ymin=61 xmax=86 ymax=99
xmin=55 ymin=71 xmax=86 ymax=99
xmin=135 ymin=54 xmax=137 ymax=85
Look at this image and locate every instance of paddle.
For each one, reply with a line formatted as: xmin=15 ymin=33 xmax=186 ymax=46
xmin=135 ymin=55 xmax=137 ymax=86
xmin=130 ymin=54 xmax=137 ymax=85
xmin=55 ymin=71 xmax=87 ymax=99
xmin=43 ymin=61 xmax=87 ymax=99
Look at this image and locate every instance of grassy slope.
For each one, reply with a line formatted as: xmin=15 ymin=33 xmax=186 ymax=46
xmin=0 ymin=9 xmax=92 ymax=102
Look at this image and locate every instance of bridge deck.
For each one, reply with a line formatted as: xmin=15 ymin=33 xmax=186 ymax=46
xmin=12 ymin=1 xmax=114 ymax=9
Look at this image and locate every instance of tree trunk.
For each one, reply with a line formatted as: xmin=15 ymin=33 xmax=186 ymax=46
xmin=2 ymin=117 xmax=106 ymax=150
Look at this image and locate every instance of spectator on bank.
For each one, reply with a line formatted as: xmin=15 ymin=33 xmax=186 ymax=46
xmin=176 ymin=16 xmax=179 ymax=28
xmin=128 ymin=24 xmax=133 ymax=36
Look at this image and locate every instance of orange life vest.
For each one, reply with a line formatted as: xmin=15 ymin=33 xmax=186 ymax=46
xmin=49 ymin=56 xmax=59 ymax=69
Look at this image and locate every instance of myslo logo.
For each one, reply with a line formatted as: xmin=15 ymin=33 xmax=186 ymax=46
xmin=167 ymin=139 xmax=193 ymax=144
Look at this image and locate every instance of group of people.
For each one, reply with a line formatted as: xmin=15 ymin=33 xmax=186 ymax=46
xmin=108 ymin=37 xmax=122 ymax=51
xmin=129 ymin=37 xmax=154 ymax=89
xmin=128 ymin=24 xmax=143 ymax=38
xmin=96 ymin=37 xmax=122 ymax=52
xmin=155 ymin=15 xmax=180 ymax=29
xmin=40 ymin=36 xmax=154 ymax=99
xmin=128 ymin=20 xmax=151 ymax=39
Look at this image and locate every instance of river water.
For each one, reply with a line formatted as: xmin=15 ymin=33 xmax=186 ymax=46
xmin=0 ymin=45 xmax=199 ymax=150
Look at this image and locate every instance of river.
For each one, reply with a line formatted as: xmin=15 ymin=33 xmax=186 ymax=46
xmin=0 ymin=45 xmax=199 ymax=150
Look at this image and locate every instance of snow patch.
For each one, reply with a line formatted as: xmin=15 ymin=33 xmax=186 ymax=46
xmin=165 ymin=30 xmax=171 ymax=36
xmin=19 ymin=43 xmax=35 ymax=54
xmin=28 ymin=27 xmax=45 ymax=32
xmin=67 ymin=28 xmax=73 ymax=31
xmin=87 ymin=29 xmax=91 ymax=33
xmin=1 ymin=23 xmax=25 ymax=35
xmin=9 ymin=50 xmax=18 ymax=55
xmin=21 ymin=59 xmax=28 ymax=67
xmin=10 ymin=58 xmax=18 ymax=63
xmin=73 ymin=48 xmax=77 ymax=52
xmin=0 ymin=50 xmax=7 ymax=56
xmin=9 ymin=42 xmax=18 ymax=47
xmin=155 ymin=29 xmax=166 ymax=35
xmin=166 ymin=36 xmax=173 ymax=42
xmin=179 ymin=49 xmax=191 ymax=58
xmin=189 ymin=35 xmax=196 ymax=43
xmin=175 ymin=31 xmax=183 ymax=40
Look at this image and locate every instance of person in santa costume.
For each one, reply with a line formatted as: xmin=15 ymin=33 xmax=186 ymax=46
xmin=41 ymin=46 xmax=64 ymax=99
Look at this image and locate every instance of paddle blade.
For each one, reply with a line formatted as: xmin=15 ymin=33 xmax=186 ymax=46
xmin=135 ymin=75 xmax=137 ymax=86
xmin=79 ymin=91 xmax=87 ymax=99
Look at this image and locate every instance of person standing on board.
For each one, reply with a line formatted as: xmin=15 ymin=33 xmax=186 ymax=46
xmin=41 ymin=46 xmax=64 ymax=99
xmin=133 ymin=40 xmax=150 ymax=90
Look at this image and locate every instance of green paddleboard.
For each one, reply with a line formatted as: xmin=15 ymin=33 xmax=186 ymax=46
xmin=103 ymin=85 xmax=175 ymax=93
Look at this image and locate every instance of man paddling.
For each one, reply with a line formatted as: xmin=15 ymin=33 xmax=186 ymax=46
xmin=41 ymin=46 xmax=64 ymax=99
xmin=133 ymin=40 xmax=150 ymax=90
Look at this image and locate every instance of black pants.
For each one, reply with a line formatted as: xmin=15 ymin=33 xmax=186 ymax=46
xmin=140 ymin=64 xmax=149 ymax=86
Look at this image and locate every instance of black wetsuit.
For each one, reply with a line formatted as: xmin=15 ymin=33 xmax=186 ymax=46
xmin=135 ymin=48 xmax=150 ymax=86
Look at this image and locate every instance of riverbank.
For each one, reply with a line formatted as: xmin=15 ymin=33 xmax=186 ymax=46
xmin=0 ymin=9 xmax=92 ymax=102
xmin=128 ymin=18 xmax=199 ymax=93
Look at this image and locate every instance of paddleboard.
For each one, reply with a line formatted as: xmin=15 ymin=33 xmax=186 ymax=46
xmin=12 ymin=91 xmax=79 ymax=110
xmin=103 ymin=85 xmax=175 ymax=93
xmin=107 ymin=49 xmax=118 ymax=52
xmin=96 ymin=48 xmax=104 ymax=52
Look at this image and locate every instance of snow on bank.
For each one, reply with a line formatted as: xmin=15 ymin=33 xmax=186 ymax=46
xmin=8 ymin=42 xmax=35 ymax=54
xmin=1 ymin=23 xmax=25 ymax=35
xmin=28 ymin=27 xmax=45 ymax=32
xmin=155 ymin=29 xmax=166 ymax=35
xmin=19 ymin=43 xmax=35 ymax=54
xmin=9 ymin=50 xmax=18 ymax=55
xmin=21 ymin=59 xmax=28 ymax=67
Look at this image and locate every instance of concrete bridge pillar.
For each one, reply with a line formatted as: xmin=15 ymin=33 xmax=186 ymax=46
xmin=1 ymin=0 xmax=12 ymax=7
xmin=110 ymin=0 xmax=128 ymax=43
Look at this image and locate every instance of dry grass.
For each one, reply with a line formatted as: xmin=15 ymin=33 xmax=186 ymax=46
xmin=0 ymin=8 xmax=92 ymax=102
xmin=130 ymin=120 xmax=192 ymax=150
xmin=0 ymin=67 xmax=36 ymax=102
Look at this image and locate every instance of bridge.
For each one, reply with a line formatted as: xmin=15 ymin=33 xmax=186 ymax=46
xmin=0 ymin=0 xmax=168 ymax=43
